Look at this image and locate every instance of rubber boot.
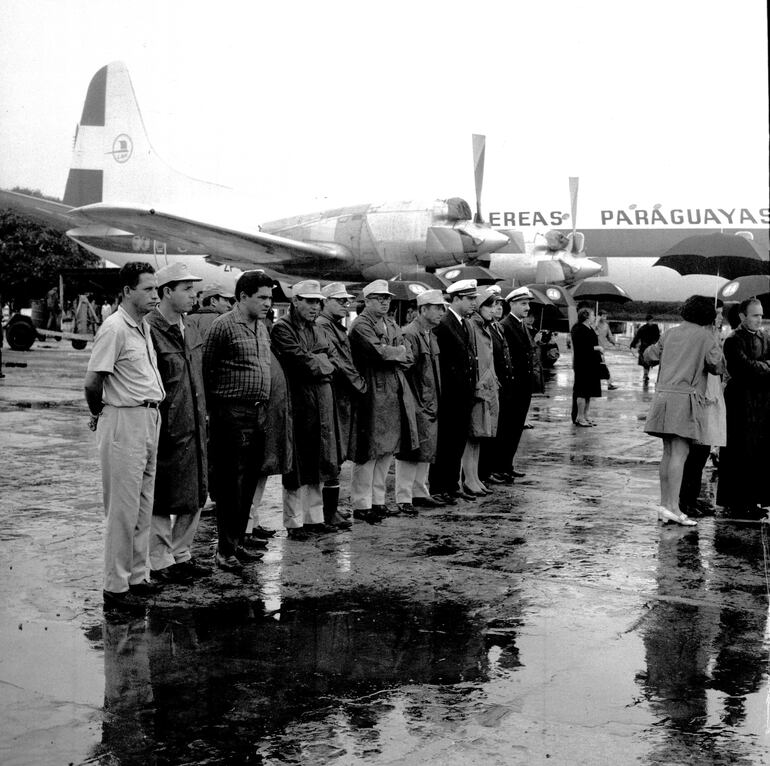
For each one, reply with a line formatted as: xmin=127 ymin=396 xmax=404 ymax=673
xmin=323 ymin=486 xmax=340 ymax=524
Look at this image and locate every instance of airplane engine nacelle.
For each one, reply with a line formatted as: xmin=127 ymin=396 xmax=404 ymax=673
xmin=535 ymin=259 xmax=567 ymax=284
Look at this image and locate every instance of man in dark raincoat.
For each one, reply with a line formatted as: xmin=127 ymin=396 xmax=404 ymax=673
xmin=271 ymin=280 xmax=340 ymax=540
xmin=428 ymin=279 xmax=478 ymax=504
xmin=146 ymin=263 xmax=209 ymax=584
xmin=349 ymin=280 xmax=418 ymax=522
xmin=395 ymin=289 xmax=444 ymax=514
xmin=185 ymin=283 xmax=235 ymax=340
xmin=717 ymin=298 xmax=770 ymax=517
xmin=316 ymin=282 xmax=367 ymax=527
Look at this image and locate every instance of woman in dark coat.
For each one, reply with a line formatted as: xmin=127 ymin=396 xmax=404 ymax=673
xmin=570 ymin=307 xmax=603 ymax=427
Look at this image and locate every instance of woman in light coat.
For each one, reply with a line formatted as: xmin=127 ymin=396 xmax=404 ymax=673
xmin=462 ymin=287 xmax=501 ymax=495
xmin=643 ymin=295 xmax=725 ymax=526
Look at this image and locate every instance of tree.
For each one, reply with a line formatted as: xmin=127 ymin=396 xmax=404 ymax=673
xmin=0 ymin=210 xmax=101 ymax=305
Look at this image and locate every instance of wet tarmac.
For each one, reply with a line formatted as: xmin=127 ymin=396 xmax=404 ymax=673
xmin=1 ymin=339 xmax=769 ymax=765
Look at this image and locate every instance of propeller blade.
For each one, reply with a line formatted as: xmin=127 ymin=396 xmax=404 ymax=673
xmin=472 ymin=134 xmax=486 ymax=224
xmin=568 ymin=176 xmax=579 ymax=238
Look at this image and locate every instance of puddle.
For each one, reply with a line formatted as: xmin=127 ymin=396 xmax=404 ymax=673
xmin=83 ymin=591 xmax=489 ymax=765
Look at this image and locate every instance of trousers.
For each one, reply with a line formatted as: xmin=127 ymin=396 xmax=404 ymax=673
xmin=209 ymin=401 xmax=266 ymax=557
xmin=394 ymin=460 xmax=431 ymax=503
xmin=98 ymin=405 xmax=160 ymax=593
xmin=283 ymin=483 xmax=324 ymax=528
xmin=149 ymin=510 xmax=201 ymax=570
xmin=351 ymin=455 xmax=393 ymax=509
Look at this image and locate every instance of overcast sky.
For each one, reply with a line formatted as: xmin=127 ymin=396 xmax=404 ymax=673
xmin=0 ymin=0 xmax=767 ymax=224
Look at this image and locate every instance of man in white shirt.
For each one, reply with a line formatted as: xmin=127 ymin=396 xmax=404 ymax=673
xmin=84 ymin=262 xmax=165 ymax=613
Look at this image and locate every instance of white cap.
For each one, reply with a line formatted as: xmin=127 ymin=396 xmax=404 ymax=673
xmin=200 ymin=282 xmax=235 ymax=300
xmin=362 ymin=279 xmax=395 ymax=297
xmin=505 ymin=286 xmax=534 ymax=302
xmin=321 ymin=282 xmax=355 ymax=299
xmin=446 ymin=279 xmax=478 ymax=296
xmin=291 ymin=280 xmax=325 ymax=299
xmin=155 ymin=262 xmax=203 ymax=287
xmin=416 ymin=289 xmax=446 ymax=306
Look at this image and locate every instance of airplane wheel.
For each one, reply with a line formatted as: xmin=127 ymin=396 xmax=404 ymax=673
xmin=5 ymin=318 xmax=36 ymax=351
xmin=71 ymin=339 xmax=87 ymax=350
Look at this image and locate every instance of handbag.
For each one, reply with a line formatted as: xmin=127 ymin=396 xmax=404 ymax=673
xmin=598 ymin=362 xmax=611 ymax=380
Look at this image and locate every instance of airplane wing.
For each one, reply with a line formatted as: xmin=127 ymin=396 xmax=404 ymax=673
xmin=0 ymin=188 xmax=78 ymax=230
xmin=71 ymin=203 xmax=352 ymax=269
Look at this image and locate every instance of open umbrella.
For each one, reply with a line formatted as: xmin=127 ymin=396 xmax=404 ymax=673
xmin=385 ymin=280 xmax=434 ymax=302
xmin=570 ymin=279 xmax=632 ymax=303
xmin=396 ymin=272 xmax=447 ymax=289
xmin=525 ymin=283 xmax=573 ymax=306
xmin=654 ymin=233 xmax=770 ymax=279
xmin=435 ymin=265 xmax=503 ymax=285
xmin=718 ymin=274 xmax=770 ymax=314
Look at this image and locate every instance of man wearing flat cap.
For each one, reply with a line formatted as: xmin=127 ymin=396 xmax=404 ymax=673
xmin=349 ymin=279 xmax=419 ymax=521
xmin=271 ymin=280 xmax=341 ymax=539
xmin=429 ymin=279 xmax=479 ymax=504
xmin=146 ymin=262 xmax=209 ymax=584
xmin=186 ymin=282 xmax=235 ymax=341
xmin=395 ymin=289 xmax=445 ymax=513
xmin=316 ymin=282 xmax=367 ymax=527
xmin=500 ymin=286 xmax=536 ymax=481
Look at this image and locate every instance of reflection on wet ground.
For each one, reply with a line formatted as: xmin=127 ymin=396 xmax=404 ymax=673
xmin=86 ymin=593 xmax=488 ymax=764
xmin=2 ymin=344 xmax=770 ymax=764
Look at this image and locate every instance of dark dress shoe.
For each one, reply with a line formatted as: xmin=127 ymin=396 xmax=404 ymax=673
xmin=235 ymin=546 xmax=263 ymax=562
xmin=332 ymin=519 xmax=353 ymax=530
xmin=436 ymin=493 xmax=457 ymax=506
xmin=103 ymin=590 xmax=147 ymax=613
xmin=413 ymin=496 xmax=441 ymax=508
xmin=241 ymin=534 xmax=269 ymax=549
xmin=510 ymin=469 xmax=526 ymax=478
xmin=286 ymin=527 xmax=311 ymax=541
xmin=251 ymin=526 xmax=276 ymax=539
xmin=129 ymin=580 xmax=164 ymax=596
xmin=353 ymin=508 xmax=381 ymax=523
xmin=150 ymin=566 xmax=192 ymax=585
xmin=305 ymin=522 xmax=338 ymax=535
xmin=370 ymin=504 xmax=393 ymax=517
xmin=455 ymin=490 xmax=476 ymax=501
xmin=485 ymin=473 xmax=507 ymax=485
xmin=175 ymin=560 xmax=212 ymax=578
xmin=462 ymin=484 xmax=481 ymax=497
xmin=397 ymin=502 xmax=417 ymax=515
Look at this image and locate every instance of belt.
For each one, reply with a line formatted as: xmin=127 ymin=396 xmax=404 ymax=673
xmin=216 ymin=398 xmax=267 ymax=408
xmin=138 ymin=400 xmax=161 ymax=409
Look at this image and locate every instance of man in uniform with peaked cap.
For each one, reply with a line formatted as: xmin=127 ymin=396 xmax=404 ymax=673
xmin=428 ymin=279 xmax=479 ymax=504
xmin=499 ymin=286 xmax=536 ymax=481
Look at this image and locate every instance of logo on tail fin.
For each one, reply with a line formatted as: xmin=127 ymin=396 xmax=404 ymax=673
xmin=111 ymin=134 xmax=133 ymax=163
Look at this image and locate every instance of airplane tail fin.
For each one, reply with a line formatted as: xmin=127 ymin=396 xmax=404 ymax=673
xmin=63 ymin=62 xmax=229 ymax=210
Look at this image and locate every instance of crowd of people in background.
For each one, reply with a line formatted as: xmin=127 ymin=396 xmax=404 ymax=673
xmin=76 ymin=262 xmax=769 ymax=612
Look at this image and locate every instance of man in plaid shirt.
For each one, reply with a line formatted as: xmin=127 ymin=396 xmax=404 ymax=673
xmin=203 ymin=271 xmax=273 ymax=572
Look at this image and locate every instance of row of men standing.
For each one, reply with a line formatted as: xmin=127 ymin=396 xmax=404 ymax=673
xmin=85 ymin=262 xmax=538 ymax=611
